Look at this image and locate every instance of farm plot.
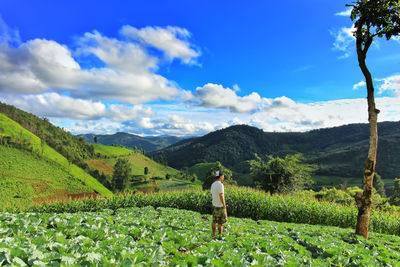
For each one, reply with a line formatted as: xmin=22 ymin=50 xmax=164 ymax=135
xmin=1 ymin=207 xmax=400 ymax=266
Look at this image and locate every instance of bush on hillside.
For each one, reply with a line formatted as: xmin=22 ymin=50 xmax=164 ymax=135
xmin=251 ymin=153 xmax=316 ymax=194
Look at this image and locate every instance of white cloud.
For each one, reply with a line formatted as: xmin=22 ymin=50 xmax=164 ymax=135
xmin=32 ymin=93 xmax=399 ymax=137
xmin=0 ymin=23 xmax=200 ymax=104
xmin=353 ymin=81 xmax=365 ymax=90
xmin=335 ymin=7 xmax=352 ymax=17
xmin=331 ymin=25 xmax=355 ymax=59
xmin=0 ymin=92 xmax=153 ymax=121
xmin=193 ymin=83 xmax=262 ymax=113
xmin=377 ymin=74 xmax=400 ymax=96
xmin=120 ymin=25 xmax=200 ymax=64
xmin=232 ymin=84 xmax=240 ymax=92
xmin=70 ymin=119 xmax=124 ymax=135
xmin=0 ymin=17 xmax=20 ymax=45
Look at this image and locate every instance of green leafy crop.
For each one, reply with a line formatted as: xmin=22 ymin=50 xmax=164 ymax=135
xmin=1 ymin=206 xmax=399 ymax=266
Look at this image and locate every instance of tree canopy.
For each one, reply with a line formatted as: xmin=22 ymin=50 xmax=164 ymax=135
xmin=113 ymin=158 xmax=131 ymax=191
xmin=250 ymin=153 xmax=315 ymax=195
xmin=202 ymin=162 xmax=236 ymax=190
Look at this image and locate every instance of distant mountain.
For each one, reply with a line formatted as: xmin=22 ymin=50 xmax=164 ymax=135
xmin=79 ymin=132 xmax=182 ymax=152
xmin=149 ymin=123 xmax=400 ymax=180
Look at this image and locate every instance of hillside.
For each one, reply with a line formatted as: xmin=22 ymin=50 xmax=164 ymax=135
xmin=0 ymin=102 xmax=94 ymax=167
xmin=86 ymin=144 xmax=199 ymax=193
xmin=150 ymin=122 xmax=400 ymax=186
xmin=79 ymin=132 xmax=182 ymax=152
xmin=0 ymin=113 xmax=113 ymax=206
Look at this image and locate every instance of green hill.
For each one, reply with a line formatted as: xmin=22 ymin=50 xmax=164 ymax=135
xmin=0 ymin=102 xmax=95 ymax=167
xmin=0 ymin=112 xmax=113 ymax=207
xmin=150 ymin=123 xmax=400 ymax=189
xmin=0 ymin=146 xmax=92 ymax=207
xmin=79 ymin=132 xmax=182 ymax=152
xmin=86 ymin=144 xmax=199 ymax=193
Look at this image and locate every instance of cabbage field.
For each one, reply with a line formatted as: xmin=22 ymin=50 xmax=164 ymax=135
xmin=1 ymin=206 xmax=400 ymax=266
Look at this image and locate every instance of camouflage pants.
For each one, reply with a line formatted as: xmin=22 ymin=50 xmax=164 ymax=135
xmin=212 ymin=207 xmax=228 ymax=224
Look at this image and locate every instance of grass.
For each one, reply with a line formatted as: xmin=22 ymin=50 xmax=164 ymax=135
xmin=0 ymin=146 xmax=92 ymax=207
xmin=93 ymin=144 xmax=133 ymax=157
xmin=188 ymin=162 xmax=216 ymax=181
xmin=312 ymin=175 xmax=362 ymax=188
xmin=87 ymin=151 xmax=180 ymax=178
xmin=0 ymin=113 xmax=113 ymax=199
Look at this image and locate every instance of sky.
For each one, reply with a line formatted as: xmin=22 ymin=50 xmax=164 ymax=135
xmin=0 ymin=0 xmax=399 ymax=137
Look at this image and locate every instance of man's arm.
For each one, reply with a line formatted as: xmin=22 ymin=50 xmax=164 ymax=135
xmin=219 ymin=193 xmax=226 ymax=208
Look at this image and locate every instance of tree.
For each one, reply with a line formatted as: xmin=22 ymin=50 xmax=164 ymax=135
xmin=144 ymin=166 xmax=149 ymax=175
xmin=250 ymin=153 xmax=315 ymax=195
xmin=390 ymin=178 xmax=400 ymax=206
xmin=202 ymin=161 xmax=236 ymax=190
xmin=373 ymin=173 xmax=386 ymax=198
xmin=191 ymin=173 xmax=198 ymax=183
xmin=113 ymin=158 xmax=131 ymax=191
xmin=347 ymin=0 xmax=400 ymax=239
xmin=94 ymin=136 xmax=98 ymax=144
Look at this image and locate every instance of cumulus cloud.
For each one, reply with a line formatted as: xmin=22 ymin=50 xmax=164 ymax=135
xmin=0 ymin=92 xmax=153 ymax=121
xmin=193 ymin=83 xmax=263 ymax=113
xmin=353 ymin=81 xmax=366 ymax=90
xmin=70 ymin=119 xmax=125 ymax=135
xmin=331 ymin=25 xmax=355 ymax=59
xmin=377 ymin=74 xmax=400 ymax=96
xmin=120 ymin=25 xmax=200 ymax=64
xmin=0 ymin=21 xmax=200 ymax=104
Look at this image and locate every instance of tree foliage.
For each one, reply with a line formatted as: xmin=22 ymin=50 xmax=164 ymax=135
xmin=373 ymin=172 xmax=386 ymax=198
xmin=349 ymin=0 xmax=400 ymax=45
xmin=202 ymin=161 xmax=236 ymax=190
xmin=390 ymin=178 xmax=400 ymax=206
xmin=112 ymin=158 xmax=131 ymax=191
xmin=250 ymin=153 xmax=315 ymax=195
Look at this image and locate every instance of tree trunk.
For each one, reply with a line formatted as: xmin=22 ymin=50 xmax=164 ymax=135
xmin=355 ymin=38 xmax=379 ymax=239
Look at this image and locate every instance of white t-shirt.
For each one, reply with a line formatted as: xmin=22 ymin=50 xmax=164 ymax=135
xmin=211 ymin=180 xmax=224 ymax=207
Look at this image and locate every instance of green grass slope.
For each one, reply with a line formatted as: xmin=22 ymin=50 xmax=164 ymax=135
xmin=0 ymin=102 xmax=95 ymax=166
xmin=89 ymin=144 xmax=179 ymax=178
xmin=93 ymin=143 xmax=133 ymax=157
xmin=0 ymin=113 xmax=112 ymax=204
xmin=86 ymin=144 xmax=197 ymax=193
xmin=188 ymin=162 xmax=215 ymax=181
xmin=0 ymin=146 xmax=92 ymax=207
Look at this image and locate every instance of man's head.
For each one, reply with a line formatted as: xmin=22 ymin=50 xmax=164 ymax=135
xmin=217 ymin=172 xmax=224 ymax=181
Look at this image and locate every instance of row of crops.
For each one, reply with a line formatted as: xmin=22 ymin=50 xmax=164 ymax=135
xmin=18 ymin=187 xmax=400 ymax=236
xmin=1 ymin=206 xmax=400 ymax=266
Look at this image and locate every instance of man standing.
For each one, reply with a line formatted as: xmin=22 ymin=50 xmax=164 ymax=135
xmin=211 ymin=171 xmax=227 ymax=237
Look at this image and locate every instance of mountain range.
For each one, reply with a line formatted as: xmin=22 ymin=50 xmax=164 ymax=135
xmin=79 ymin=132 xmax=182 ymax=152
xmin=149 ymin=122 xmax=400 ymax=182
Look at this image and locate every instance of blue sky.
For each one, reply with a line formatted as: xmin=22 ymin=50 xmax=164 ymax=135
xmin=0 ymin=0 xmax=399 ymax=136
